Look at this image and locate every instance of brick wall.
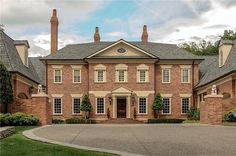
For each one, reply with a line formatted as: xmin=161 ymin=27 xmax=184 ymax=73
xmin=9 ymin=95 xmax=51 ymax=125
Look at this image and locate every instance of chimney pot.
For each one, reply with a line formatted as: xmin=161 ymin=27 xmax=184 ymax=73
xmin=141 ymin=25 xmax=148 ymax=43
xmin=50 ymin=9 xmax=59 ymax=54
xmin=94 ymin=27 xmax=100 ymax=43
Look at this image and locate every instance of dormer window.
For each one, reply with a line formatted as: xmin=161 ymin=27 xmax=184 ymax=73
xmin=219 ymin=50 xmax=223 ymax=67
xmin=14 ymin=40 xmax=30 ymax=67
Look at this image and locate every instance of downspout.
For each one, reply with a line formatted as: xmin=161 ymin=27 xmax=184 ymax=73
xmin=154 ymin=59 xmax=159 ymax=94
xmin=192 ymin=60 xmax=195 ymax=107
xmin=46 ymin=61 xmax=48 ymax=94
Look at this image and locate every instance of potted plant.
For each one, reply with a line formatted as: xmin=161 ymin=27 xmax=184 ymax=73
xmin=152 ymin=93 xmax=164 ymax=118
xmin=80 ymin=94 xmax=92 ymax=119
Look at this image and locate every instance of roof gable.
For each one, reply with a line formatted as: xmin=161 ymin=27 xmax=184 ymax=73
xmin=86 ymin=39 xmax=157 ymax=58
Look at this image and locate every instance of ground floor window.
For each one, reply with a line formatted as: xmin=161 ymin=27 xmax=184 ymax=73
xmin=181 ymin=98 xmax=190 ymax=114
xmin=53 ymin=98 xmax=62 ymax=114
xmin=96 ymin=97 xmax=105 ymax=114
xmin=139 ymin=97 xmax=147 ymax=114
xmin=162 ymin=98 xmax=171 ymax=114
xmin=72 ymin=98 xmax=81 ymax=114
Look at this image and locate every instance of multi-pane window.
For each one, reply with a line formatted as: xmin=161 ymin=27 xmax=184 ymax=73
xmin=139 ymin=70 xmax=146 ymax=82
xmin=139 ymin=97 xmax=147 ymax=114
xmin=182 ymin=69 xmax=190 ymax=83
xmin=73 ymin=98 xmax=80 ymax=114
xmin=181 ymin=98 xmax=190 ymax=114
xmin=162 ymin=69 xmax=170 ymax=83
xmin=54 ymin=69 xmax=62 ymax=83
xmin=118 ymin=70 xmax=125 ymax=82
xmin=73 ymin=69 xmax=81 ymax=83
xmin=162 ymin=98 xmax=170 ymax=114
xmin=54 ymin=98 xmax=62 ymax=114
xmin=97 ymin=70 xmax=104 ymax=82
xmin=96 ymin=97 xmax=104 ymax=114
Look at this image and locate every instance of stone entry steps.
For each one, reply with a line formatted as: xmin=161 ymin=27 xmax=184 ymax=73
xmin=101 ymin=118 xmax=145 ymax=124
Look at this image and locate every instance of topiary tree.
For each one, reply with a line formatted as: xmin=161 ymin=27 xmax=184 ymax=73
xmin=80 ymin=94 xmax=92 ymax=119
xmin=0 ymin=63 xmax=13 ymax=113
xmin=152 ymin=93 xmax=164 ymax=118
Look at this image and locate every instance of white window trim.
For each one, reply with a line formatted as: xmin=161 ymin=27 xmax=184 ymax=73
xmin=72 ymin=97 xmax=82 ymax=115
xmin=96 ymin=97 xmax=106 ymax=115
xmin=116 ymin=70 xmax=128 ymax=83
xmin=95 ymin=70 xmax=106 ymax=83
xmin=72 ymin=69 xmax=81 ymax=83
xmin=181 ymin=97 xmax=190 ymax=114
xmin=53 ymin=68 xmax=62 ymax=84
xmin=53 ymin=97 xmax=62 ymax=115
xmin=162 ymin=68 xmax=171 ymax=83
xmin=138 ymin=97 xmax=148 ymax=114
xmin=162 ymin=97 xmax=171 ymax=115
xmin=180 ymin=65 xmax=191 ymax=83
xmin=137 ymin=70 xmax=149 ymax=83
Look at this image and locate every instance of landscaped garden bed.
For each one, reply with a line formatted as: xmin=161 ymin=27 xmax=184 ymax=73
xmin=147 ymin=118 xmax=185 ymax=123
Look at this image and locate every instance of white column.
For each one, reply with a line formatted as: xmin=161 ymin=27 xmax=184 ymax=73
xmin=127 ymin=96 xmax=130 ymax=118
xmin=113 ymin=96 xmax=117 ymax=118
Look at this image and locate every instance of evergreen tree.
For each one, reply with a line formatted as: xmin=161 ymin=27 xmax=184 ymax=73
xmin=152 ymin=93 xmax=164 ymax=118
xmin=0 ymin=63 xmax=13 ymax=113
xmin=80 ymin=94 xmax=92 ymax=119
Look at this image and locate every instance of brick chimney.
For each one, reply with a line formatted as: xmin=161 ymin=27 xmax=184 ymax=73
xmin=50 ymin=9 xmax=59 ymax=54
xmin=141 ymin=25 xmax=148 ymax=43
xmin=94 ymin=27 xmax=100 ymax=43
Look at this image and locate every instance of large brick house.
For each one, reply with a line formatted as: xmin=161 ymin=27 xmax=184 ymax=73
xmin=0 ymin=9 xmax=235 ymax=122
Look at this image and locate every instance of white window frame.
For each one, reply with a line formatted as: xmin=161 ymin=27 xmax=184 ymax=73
xmin=96 ymin=97 xmax=105 ymax=114
xmin=161 ymin=65 xmax=172 ymax=83
xmin=181 ymin=97 xmax=190 ymax=114
xmin=180 ymin=65 xmax=191 ymax=83
xmin=53 ymin=68 xmax=62 ymax=83
xmin=137 ymin=64 xmax=149 ymax=83
xmin=53 ymin=97 xmax=62 ymax=115
xmin=162 ymin=97 xmax=171 ymax=114
xmin=73 ymin=69 xmax=81 ymax=83
xmin=138 ymin=97 xmax=148 ymax=114
xmin=115 ymin=64 xmax=128 ymax=83
xmin=94 ymin=64 xmax=106 ymax=83
xmin=72 ymin=97 xmax=81 ymax=115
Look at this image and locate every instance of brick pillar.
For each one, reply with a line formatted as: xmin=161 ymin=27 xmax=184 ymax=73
xmin=50 ymin=9 xmax=59 ymax=54
xmin=200 ymin=95 xmax=223 ymax=125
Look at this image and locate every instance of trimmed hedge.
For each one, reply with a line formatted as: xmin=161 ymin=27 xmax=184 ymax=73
xmin=52 ymin=119 xmax=65 ymax=124
xmin=65 ymin=117 xmax=96 ymax=124
xmin=148 ymin=118 xmax=185 ymax=123
xmin=0 ymin=112 xmax=39 ymax=126
xmin=224 ymin=109 xmax=236 ymax=122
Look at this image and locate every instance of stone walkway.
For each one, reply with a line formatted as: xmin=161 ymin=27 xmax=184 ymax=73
xmin=23 ymin=124 xmax=236 ymax=156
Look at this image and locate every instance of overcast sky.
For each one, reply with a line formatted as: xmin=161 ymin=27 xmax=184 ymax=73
xmin=1 ymin=0 xmax=236 ymax=57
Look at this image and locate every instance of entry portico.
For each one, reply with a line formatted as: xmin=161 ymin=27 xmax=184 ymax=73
xmin=111 ymin=87 xmax=131 ymax=119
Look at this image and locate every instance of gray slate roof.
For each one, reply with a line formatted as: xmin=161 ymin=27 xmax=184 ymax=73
xmin=196 ymin=40 xmax=236 ymax=88
xmin=0 ymin=30 xmax=41 ymax=84
xmin=42 ymin=40 xmax=202 ymax=60
xmin=29 ymin=57 xmax=45 ymax=85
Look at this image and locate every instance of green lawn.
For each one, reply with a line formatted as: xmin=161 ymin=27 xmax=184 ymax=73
xmin=0 ymin=126 xmax=117 ymax=156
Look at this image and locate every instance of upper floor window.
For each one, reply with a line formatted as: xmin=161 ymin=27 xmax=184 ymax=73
xmin=116 ymin=64 xmax=128 ymax=83
xmin=52 ymin=65 xmax=63 ymax=83
xmin=180 ymin=65 xmax=191 ymax=83
xmin=94 ymin=64 xmax=106 ymax=83
xmin=137 ymin=64 xmax=149 ymax=83
xmin=73 ymin=69 xmax=81 ymax=83
xmin=161 ymin=65 xmax=172 ymax=83
xmin=71 ymin=65 xmax=82 ymax=83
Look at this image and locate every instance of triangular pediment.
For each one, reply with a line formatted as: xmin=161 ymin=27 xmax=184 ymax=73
xmin=112 ymin=87 xmax=132 ymax=94
xmin=86 ymin=39 xmax=156 ymax=58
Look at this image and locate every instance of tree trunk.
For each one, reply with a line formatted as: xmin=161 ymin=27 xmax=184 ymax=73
xmin=154 ymin=110 xmax=157 ymax=118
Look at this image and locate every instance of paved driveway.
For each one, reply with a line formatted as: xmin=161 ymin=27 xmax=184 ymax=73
xmin=31 ymin=124 xmax=236 ymax=156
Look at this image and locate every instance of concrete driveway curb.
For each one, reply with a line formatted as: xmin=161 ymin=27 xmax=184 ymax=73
xmin=23 ymin=125 xmax=143 ymax=156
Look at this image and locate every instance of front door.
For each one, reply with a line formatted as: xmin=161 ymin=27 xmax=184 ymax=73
xmin=117 ymin=98 xmax=126 ymax=118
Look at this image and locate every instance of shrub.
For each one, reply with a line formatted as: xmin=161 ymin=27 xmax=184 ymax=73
xmin=0 ymin=112 xmax=39 ymax=126
xmin=52 ymin=119 xmax=65 ymax=124
xmin=187 ymin=107 xmax=200 ymax=120
xmin=148 ymin=118 xmax=185 ymax=123
xmin=65 ymin=117 xmax=96 ymax=124
xmin=224 ymin=109 xmax=236 ymax=122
